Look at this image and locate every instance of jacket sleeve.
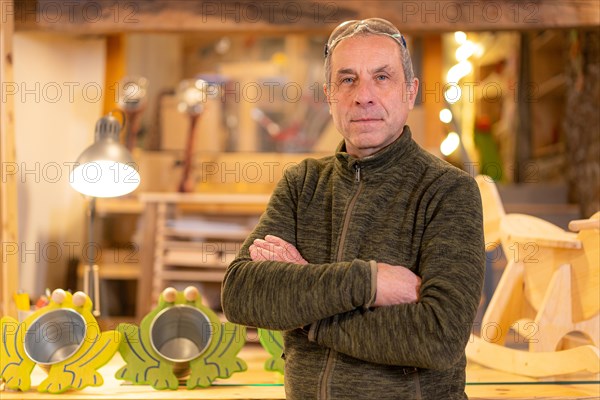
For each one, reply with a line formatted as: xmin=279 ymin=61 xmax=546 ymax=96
xmin=221 ymin=162 xmax=376 ymax=331
xmin=312 ymin=173 xmax=485 ymax=370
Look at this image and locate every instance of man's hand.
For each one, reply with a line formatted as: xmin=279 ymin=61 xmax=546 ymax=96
xmin=250 ymin=235 xmax=308 ymax=265
xmin=373 ymin=263 xmax=421 ymax=306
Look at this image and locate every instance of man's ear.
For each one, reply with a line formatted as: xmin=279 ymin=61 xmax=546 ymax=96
xmin=323 ymin=82 xmax=334 ymax=113
xmin=407 ymin=78 xmax=419 ymax=110
xmin=323 ymin=82 xmax=331 ymax=103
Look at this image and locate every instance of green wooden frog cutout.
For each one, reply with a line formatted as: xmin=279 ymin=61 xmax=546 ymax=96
xmin=258 ymin=328 xmax=285 ymax=374
xmin=0 ymin=289 xmax=121 ymax=393
xmin=115 ymin=286 xmax=247 ymax=390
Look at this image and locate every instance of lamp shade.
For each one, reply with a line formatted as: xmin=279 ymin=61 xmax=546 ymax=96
xmin=69 ymin=113 xmax=140 ymax=198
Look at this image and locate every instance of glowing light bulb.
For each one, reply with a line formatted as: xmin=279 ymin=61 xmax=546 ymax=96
xmin=446 ymin=61 xmax=473 ymax=84
xmin=184 ymin=87 xmax=205 ymax=106
xmin=474 ymin=43 xmax=484 ymax=58
xmin=455 ymin=40 xmax=476 ymax=62
xmin=439 ymin=108 xmax=453 ymax=124
xmin=444 ymin=85 xmax=462 ymax=104
xmin=454 ymin=31 xmax=467 ymax=45
xmin=440 ymin=132 xmax=460 ymax=156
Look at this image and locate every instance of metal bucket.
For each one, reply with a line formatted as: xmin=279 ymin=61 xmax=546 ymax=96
xmin=149 ymin=305 xmax=213 ymax=378
xmin=24 ymin=309 xmax=87 ymax=372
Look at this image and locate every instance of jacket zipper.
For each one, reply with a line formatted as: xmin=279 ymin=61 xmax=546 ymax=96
xmin=319 ymin=163 xmax=364 ymax=400
xmin=337 ymin=163 xmax=363 ymax=260
xmin=413 ymin=371 xmax=422 ymax=400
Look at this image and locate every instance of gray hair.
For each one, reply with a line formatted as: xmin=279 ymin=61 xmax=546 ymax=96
xmin=324 ymin=18 xmax=415 ymax=87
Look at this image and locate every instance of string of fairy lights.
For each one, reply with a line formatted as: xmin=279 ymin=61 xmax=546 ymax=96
xmin=440 ymin=31 xmax=483 ymax=157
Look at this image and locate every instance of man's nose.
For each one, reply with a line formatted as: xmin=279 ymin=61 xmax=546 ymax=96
xmin=353 ymin=80 xmax=376 ymax=106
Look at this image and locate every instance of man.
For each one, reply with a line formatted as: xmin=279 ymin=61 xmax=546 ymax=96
xmin=222 ymin=18 xmax=485 ymax=400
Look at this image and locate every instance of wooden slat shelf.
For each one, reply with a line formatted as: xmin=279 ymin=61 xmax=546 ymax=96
xmin=163 ymin=240 xmax=242 ymax=249
xmin=163 ymin=227 xmax=250 ymax=241
xmin=158 ymin=270 xmax=225 ymax=283
xmin=141 ymin=192 xmax=271 ymax=205
xmin=77 ymin=262 xmax=140 ymax=281
xmin=96 ymin=197 xmax=144 ymax=215
xmin=163 ymin=253 xmax=234 ymax=268
xmin=138 ymin=193 xmax=268 ymax=316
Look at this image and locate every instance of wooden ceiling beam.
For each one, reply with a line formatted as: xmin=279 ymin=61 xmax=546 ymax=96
xmin=10 ymin=0 xmax=600 ymax=34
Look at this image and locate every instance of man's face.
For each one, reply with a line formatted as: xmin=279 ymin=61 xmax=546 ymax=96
xmin=325 ymin=35 xmax=419 ymax=159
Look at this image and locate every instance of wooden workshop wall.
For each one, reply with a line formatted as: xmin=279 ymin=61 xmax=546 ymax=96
xmin=564 ymin=30 xmax=600 ymax=218
xmin=2 ymin=0 xmax=599 ymax=308
xmin=1 ymin=0 xmax=18 ymax=318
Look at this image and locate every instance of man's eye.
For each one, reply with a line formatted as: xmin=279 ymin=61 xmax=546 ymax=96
xmin=341 ymin=77 xmax=354 ymax=84
xmin=376 ymin=75 xmax=389 ymax=81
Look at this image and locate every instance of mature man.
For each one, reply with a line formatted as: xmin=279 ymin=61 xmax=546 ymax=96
xmin=222 ymin=18 xmax=485 ymax=400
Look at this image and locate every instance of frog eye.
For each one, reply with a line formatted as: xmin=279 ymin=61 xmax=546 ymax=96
xmin=162 ymin=287 xmax=177 ymax=303
xmin=184 ymin=286 xmax=199 ymax=302
xmin=72 ymin=291 xmax=87 ymax=307
xmin=51 ymin=288 xmax=66 ymax=304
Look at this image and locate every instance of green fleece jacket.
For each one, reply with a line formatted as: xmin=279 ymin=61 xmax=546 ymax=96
xmin=222 ymin=126 xmax=485 ymax=399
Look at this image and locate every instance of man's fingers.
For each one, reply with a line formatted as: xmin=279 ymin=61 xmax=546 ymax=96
xmin=265 ymin=236 xmax=307 ymax=264
xmin=249 ymin=244 xmax=274 ymax=261
xmin=264 ymin=234 xmax=286 ymax=245
xmin=250 ymin=243 xmax=290 ymax=263
xmin=253 ymin=239 xmax=286 ymax=260
xmin=253 ymin=238 xmax=272 ymax=249
xmin=251 ymin=236 xmax=308 ymax=264
xmin=254 ymin=238 xmax=293 ymax=261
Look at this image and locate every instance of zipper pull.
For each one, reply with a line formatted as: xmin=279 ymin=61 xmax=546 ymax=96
xmin=354 ymin=164 xmax=361 ymax=182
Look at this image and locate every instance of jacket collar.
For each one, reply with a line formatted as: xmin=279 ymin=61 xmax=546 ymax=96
xmin=334 ymin=125 xmax=417 ymax=180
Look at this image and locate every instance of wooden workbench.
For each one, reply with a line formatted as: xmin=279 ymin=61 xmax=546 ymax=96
xmin=1 ymin=344 xmax=598 ymax=399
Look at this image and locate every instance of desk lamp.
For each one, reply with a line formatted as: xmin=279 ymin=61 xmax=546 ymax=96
xmin=176 ymin=78 xmax=208 ymax=192
xmin=117 ymin=76 xmax=148 ymax=151
xmin=69 ymin=111 xmax=141 ymax=316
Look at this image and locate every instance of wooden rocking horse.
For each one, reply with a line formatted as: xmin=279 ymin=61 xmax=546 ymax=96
xmin=466 ymin=176 xmax=599 ymax=377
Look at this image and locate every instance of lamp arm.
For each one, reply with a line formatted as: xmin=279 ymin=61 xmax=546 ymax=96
xmin=125 ymin=109 xmax=143 ymax=151
xmin=84 ymin=197 xmax=101 ymax=316
xmin=178 ymin=113 xmax=202 ymax=193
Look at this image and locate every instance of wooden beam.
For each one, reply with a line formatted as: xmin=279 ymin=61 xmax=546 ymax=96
xmin=422 ymin=34 xmax=444 ymax=151
xmin=1 ymin=0 xmax=19 ymax=319
xmin=103 ymin=34 xmax=127 ymax=115
xmin=515 ymin=32 xmax=532 ymax=184
xmin=12 ymin=0 xmax=600 ymax=34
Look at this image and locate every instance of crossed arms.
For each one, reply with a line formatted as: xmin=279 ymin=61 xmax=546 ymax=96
xmin=250 ymin=235 xmax=421 ymax=307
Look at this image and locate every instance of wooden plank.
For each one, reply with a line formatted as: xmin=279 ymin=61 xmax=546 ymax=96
xmin=12 ymin=0 xmax=600 ymax=34
xmin=569 ymin=213 xmax=600 ymax=321
xmin=163 ymin=227 xmax=249 ymax=241
xmin=422 ymin=35 xmax=443 ymax=151
xmin=515 ymin=33 xmax=532 ymax=183
xmin=158 ymin=269 xmax=225 ymax=282
xmin=164 ymin=249 xmax=236 ymax=267
xmin=528 ymin=264 xmax=599 ymax=353
xmin=103 ymin=34 xmax=127 ymax=115
xmin=137 ymin=201 xmax=157 ymax=319
xmin=466 ymin=333 xmax=600 ymax=378
xmin=95 ymin=197 xmax=144 ymax=216
xmin=141 ymin=192 xmax=271 ymax=206
xmin=0 ymin=0 xmax=19 ymax=319
xmin=569 ymin=215 xmax=600 ymax=232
